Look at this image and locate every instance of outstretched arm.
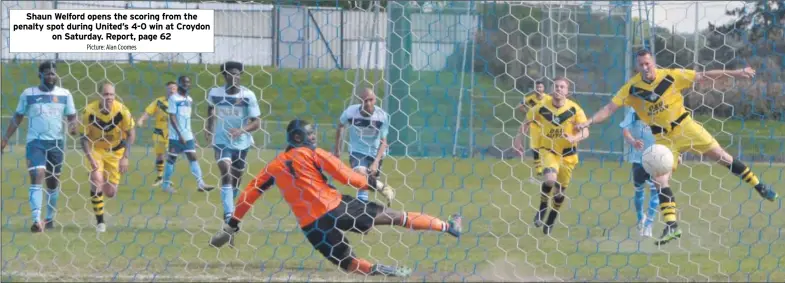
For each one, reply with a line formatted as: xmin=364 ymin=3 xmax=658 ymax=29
xmin=695 ymin=67 xmax=755 ymax=83
xmin=576 ymin=103 xmax=620 ymax=130
xmin=232 ymin=168 xmax=275 ymax=224
xmin=315 ymin=148 xmax=373 ymax=190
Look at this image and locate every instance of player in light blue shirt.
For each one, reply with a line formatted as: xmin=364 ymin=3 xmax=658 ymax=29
xmin=1 ymin=61 xmax=77 ymax=232
xmin=334 ymin=88 xmax=390 ymax=202
xmin=161 ymin=75 xmax=214 ymax=193
xmin=206 ymin=61 xmax=261 ymax=224
xmin=619 ymin=106 xmax=659 ymax=237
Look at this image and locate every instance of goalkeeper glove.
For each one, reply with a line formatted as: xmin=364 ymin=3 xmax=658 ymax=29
xmin=372 ymin=180 xmax=395 ymax=206
xmin=209 ymin=223 xmax=238 ymax=248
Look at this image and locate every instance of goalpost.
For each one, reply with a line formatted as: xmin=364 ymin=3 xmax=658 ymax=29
xmin=1 ymin=1 xmax=783 ymax=282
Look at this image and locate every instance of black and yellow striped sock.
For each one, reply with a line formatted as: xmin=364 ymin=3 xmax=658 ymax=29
xmin=546 ymin=194 xmax=564 ymax=226
xmin=725 ymin=159 xmax=762 ymax=188
xmin=533 ymin=150 xmax=542 ymax=175
xmin=552 ymin=191 xmax=566 ymax=212
xmin=91 ymin=191 xmax=105 ymax=224
xmin=156 ymin=159 xmax=165 ymax=179
xmin=658 ymin=187 xmax=677 ymax=224
xmin=539 ymin=183 xmax=552 ymax=212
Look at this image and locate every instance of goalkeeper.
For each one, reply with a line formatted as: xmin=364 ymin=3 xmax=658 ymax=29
xmin=210 ymin=119 xmax=462 ymax=277
xmin=576 ymin=49 xmax=779 ymax=246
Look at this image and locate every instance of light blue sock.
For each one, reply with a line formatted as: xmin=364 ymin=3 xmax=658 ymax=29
xmin=233 ymin=187 xmax=240 ymax=199
xmin=162 ymin=161 xmax=175 ymax=190
xmin=221 ymin=185 xmax=234 ymax=222
xmin=45 ymin=187 xmax=59 ymax=221
xmin=29 ymin=185 xmax=43 ymax=223
xmin=357 ymin=190 xmax=369 ymax=202
xmin=633 ymin=186 xmax=645 ymax=223
xmin=646 ymin=188 xmax=660 ymax=226
xmin=189 ymin=160 xmax=204 ymax=186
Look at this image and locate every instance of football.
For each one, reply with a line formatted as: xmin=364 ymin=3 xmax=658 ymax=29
xmin=641 ymin=144 xmax=675 ymax=177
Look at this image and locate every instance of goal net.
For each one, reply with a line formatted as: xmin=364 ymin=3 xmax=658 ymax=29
xmin=2 ymin=0 xmax=783 ymax=282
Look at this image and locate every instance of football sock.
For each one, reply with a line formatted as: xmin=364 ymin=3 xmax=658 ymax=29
xmin=539 ymin=183 xmax=552 ymax=212
xmin=347 ymin=258 xmax=373 ymax=275
xmin=658 ymin=187 xmax=677 ymax=224
xmin=91 ymin=191 xmax=105 ymax=224
xmin=533 ymin=150 xmax=542 ymax=174
xmin=189 ymin=160 xmax=205 ymax=186
xmin=399 ymin=212 xmax=449 ymax=232
xmin=634 ymin=185 xmax=645 ymax=223
xmin=29 ymin=184 xmax=43 ymax=223
xmin=646 ymin=188 xmax=659 ymax=226
xmin=725 ymin=158 xmax=761 ymax=187
xmin=162 ymin=156 xmax=176 ymax=190
xmin=546 ymin=194 xmax=565 ymax=227
xmin=45 ymin=187 xmax=60 ymax=222
xmin=551 ymin=192 xmax=565 ymax=212
xmin=155 ymin=159 xmax=165 ymax=179
xmin=220 ymin=185 xmax=234 ymax=222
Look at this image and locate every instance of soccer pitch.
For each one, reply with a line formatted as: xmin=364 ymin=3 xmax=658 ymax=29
xmin=1 ymin=145 xmax=783 ymax=282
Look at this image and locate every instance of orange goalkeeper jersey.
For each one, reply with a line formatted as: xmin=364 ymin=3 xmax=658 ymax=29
xmin=239 ymin=146 xmax=372 ymax=228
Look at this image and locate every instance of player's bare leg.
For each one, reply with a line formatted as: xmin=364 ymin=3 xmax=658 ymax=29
xmin=702 ymin=146 xmax=778 ymax=201
xmin=651 ymin=171 xmax=682 ymax=246
xmin=43 ymin=171 xmax=61 ymax=230
xmin=372 ymin=206 xmax=462 ymax=238
xmin=28 ymin=167 xmax=46 ymax=233
xmin=185 ymin=152 xmax=213 ymax=192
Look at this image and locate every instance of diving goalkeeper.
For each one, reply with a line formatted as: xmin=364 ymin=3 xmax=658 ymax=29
xmin=210 ymin=119 xmax=462 ymax=277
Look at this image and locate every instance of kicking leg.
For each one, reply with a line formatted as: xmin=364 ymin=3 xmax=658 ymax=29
xmin=304 ymin=216 xmax=412 ymax=277
xmin=651 ymin=172 xmax=681 ymax=246
xmin=373 ymin=206 xmax=462 ymax=238
xmin=703 ymin=146 xmax=778 ymax=201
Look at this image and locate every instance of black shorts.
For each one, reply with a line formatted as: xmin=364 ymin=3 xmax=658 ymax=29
xmin=632 ymin=162 xmax=652 ymax=187
xmin=300 ymin=195 xmax=384 ymax=270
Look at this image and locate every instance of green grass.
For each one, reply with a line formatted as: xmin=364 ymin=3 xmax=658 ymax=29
xmin=2 ymin=146 xmax=784 ymax=282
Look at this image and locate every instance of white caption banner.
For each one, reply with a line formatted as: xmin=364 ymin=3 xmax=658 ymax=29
xmin=9 ymin=9 xmax=215 ymax=53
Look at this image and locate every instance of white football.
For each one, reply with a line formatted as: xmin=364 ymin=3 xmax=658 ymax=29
xmin=641 ymin=144 xmax=675 ymax=177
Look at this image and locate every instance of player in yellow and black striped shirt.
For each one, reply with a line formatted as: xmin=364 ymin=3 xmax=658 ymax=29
xmin=80 ymin=82 xmax=136 ymax=233
xmin=523 ymin=78 xmax=589 ymax=235
xmin=576 ymin=49 xmax=779 ymax=246
xmin=137 ymin=82 xmax=175 ymax=186
xmin=515 ymin=81 xmax=550 ymax=176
